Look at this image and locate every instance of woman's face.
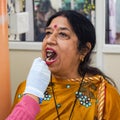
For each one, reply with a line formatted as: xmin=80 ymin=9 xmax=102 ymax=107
xmin=42 ymin=16 xmax=81 ymax=78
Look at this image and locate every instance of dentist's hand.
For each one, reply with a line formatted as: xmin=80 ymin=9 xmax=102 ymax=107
xmin=24 ymin=57 xmax=51 ymax=99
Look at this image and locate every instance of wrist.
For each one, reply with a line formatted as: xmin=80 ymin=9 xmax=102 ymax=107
xmin=25 ymin=94 xmax=43 ymax=104
xmin=25 ymin=94 xmax=39 ymax=103
xmin=24 ymin=86 xmax=44 ymax=98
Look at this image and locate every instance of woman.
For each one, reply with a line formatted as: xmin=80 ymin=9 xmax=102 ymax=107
xmin=7 ymin=10 xmax=120 ymax=120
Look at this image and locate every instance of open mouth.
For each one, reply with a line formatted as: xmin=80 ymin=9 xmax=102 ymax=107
xmin=45 ymin=49 xmax=57 ymax=65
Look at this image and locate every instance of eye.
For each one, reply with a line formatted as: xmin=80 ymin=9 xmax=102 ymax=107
xmin=58 ymin=32 xmax=69 ymax=40
xmin=45 ymin=31 xmax=51 ymax=35
xmin=45 ymin=31 xmax=52 ymax=38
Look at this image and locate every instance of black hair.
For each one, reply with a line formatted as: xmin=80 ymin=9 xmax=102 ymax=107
xmin=46 ymin=10 xmax=115 ymax=86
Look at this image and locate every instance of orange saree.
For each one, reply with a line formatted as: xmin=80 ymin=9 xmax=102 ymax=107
xmin=12 ymin=75 xmax=120 ymax=120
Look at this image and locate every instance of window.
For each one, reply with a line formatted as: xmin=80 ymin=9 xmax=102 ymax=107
xmin=34 ymin=0 xmax=95 ymax=42
xmin=8 ymin=0 xmax=96 ymax=42
xmin=106 ymin=0 xmax=120 ymax=44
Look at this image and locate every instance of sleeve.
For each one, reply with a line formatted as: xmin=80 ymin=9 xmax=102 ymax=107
xmin=12 ymin=81 xmax=26 ymax=109
xmin=103 ymin=83 xmax=120 ymax=120
xmin=6 ymin=95 xmax=40 ymax=120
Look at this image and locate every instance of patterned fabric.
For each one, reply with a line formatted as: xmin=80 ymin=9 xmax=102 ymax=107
xmin=97 ymin=79 xmax=105 ymax=120
xmin=12 ymin=75 xmax=120 ymax=120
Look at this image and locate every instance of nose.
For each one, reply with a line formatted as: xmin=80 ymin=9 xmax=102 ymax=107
xmin=45 ymin=33 xmax=57 ymax=45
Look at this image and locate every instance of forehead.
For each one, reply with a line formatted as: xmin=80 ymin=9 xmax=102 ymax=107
xmin=47 ymin=16 xmax=72 ymax=30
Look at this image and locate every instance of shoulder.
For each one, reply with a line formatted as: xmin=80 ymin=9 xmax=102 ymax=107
xmin=85 ymin=74 xmax=120 ymax=101
xmin=105 ymin=81 xmax=120 ymax=101
xmin=95 ymin=75 xmax=120 ymax=98
xmin=104 ymin=80 xmax=120 ymax=119
xmin=89 ymin=75 xmax=120 ymax=119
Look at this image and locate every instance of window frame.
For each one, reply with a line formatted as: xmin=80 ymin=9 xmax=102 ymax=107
xmin=9 ymin=0 xmax=120 ymax=53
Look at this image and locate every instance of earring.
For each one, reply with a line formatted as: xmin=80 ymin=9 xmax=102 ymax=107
xmin=81 ymin=57 xmax=84 ymax=62
xmin=80 ymin=57 xmax=84 ymax=62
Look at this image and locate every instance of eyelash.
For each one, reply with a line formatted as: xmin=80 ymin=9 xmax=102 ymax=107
xmin=45 ymin=31 xmax=51 ymax=36
xmin=59 ymin=32 xmax=67 ymax=37
xmin=45 ymin=31 xmax=69 ymax=40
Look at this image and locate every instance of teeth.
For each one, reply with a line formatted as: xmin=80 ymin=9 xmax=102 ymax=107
xmin=47 ymin=52 xmax=52 ymax=57
xmin=46 ymin=50 xmax=54 ymax=58
xmin=47 ymin=50 xmax=53 ymax=52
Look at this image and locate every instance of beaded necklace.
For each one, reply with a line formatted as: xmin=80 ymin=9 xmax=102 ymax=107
xmin=51 ymin=73 xmax=85 ymax=120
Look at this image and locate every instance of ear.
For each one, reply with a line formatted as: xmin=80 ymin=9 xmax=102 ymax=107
xmin=79 ymin=42 xmax=91 ymax=61
xmin=86 ymin=42 xmax=92 ymax=52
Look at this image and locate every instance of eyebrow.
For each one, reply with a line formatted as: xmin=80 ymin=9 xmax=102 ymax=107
xmin=45 ymin=27 xmax=70 ymax=32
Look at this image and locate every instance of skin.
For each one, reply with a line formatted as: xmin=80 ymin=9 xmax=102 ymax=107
xmin=42 ymin=16 xmax=90 ymax=80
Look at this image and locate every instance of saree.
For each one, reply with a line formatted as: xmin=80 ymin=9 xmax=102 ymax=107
xmin=12 ymin=75 xmax=120 ymax=120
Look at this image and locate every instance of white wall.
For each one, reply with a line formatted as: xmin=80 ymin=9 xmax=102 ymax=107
xmin=103 ymin=53 xmax=120 ymax=92
xmin=9 ymin=49 xmax=41 ymax=102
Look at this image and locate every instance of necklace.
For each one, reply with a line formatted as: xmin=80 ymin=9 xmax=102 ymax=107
xmin=51 ymin=73 xmax=85 ymax=120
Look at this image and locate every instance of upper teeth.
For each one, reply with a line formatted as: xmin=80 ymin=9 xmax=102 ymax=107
xmin=46 ymin=50 xmax=54 ymax=58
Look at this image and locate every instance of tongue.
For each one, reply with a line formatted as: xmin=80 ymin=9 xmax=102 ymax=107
xmin=46 ymin=57 xmax=56 ymax=65
xmin=46 ymin=53 xmax=57 ymax=65
xmin=48 ymin=52 xmax=56 ymax=60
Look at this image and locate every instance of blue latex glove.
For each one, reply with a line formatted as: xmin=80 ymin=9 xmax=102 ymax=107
xmin=24 ymin=57 xmax=51 ymax=98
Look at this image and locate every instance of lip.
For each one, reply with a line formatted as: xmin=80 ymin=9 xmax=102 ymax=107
xmin=45 ymin=47 xmax=56 ymax=52
xmin=45 ymin=47 xmax=57 ymax=65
